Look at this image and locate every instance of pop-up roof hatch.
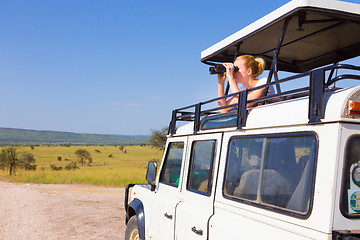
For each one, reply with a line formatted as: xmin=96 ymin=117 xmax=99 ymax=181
xmin=201 ymin=0 xmax=360 ymax=73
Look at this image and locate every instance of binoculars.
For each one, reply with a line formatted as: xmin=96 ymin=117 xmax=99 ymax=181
xmin=209 ymin=64 xmax=239 ymax=74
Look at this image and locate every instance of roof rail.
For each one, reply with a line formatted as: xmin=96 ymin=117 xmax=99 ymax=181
xmin=168 ymin=64 xmax=360 ymax=135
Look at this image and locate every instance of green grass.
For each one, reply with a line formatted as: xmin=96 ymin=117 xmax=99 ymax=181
xmin=0 ymin=145 xmax=163 ymax=187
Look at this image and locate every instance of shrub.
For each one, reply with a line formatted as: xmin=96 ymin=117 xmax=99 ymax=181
xmin=50 ymin=164 xmax=62 ymax=171
xmin=64 ymin=161 xmax=79 ymax=170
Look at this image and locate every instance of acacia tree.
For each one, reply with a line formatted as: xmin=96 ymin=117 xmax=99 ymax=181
xmin=149 ymin=126 xmax=168 ymax=150
xmin=0 ymin=147 xmax=20 ymax=175
xmin=0 ymin=147 xmax=37 ymax=175
xmin=75 ymin=149 xmax=92 ymax=166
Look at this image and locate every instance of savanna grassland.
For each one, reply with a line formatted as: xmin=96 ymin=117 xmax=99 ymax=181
xmin=0 ymin=145 xmax=163 ymax=187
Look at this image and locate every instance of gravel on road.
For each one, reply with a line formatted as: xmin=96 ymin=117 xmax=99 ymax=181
xmin=0 ymin=181 xmax=126 ymax=240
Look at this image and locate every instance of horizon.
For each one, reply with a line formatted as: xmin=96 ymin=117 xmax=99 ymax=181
xmin=0 ymin=126 xmax=150 ymax=136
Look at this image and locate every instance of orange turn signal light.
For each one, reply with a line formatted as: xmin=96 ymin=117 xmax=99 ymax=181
xmin=349 ymin=101 xmax=360 ymax=115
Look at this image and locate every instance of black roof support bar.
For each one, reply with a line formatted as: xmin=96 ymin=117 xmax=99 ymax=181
xmin=236 ymin=90 xmax=248 ymax=129
xmin=194 ymin=103 xmax=201 ymax=134
xmin=225 ymin=42 xmax=243 ymax=95
xmin=168 ymin=110 xmax=177 ymax=136
xmin=265 ymin=17 xmax=291 ymax=96
xmin=309 ymin=69 xmax=325 ymax=123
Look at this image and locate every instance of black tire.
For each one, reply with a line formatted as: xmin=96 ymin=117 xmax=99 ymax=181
xmin=125 ymin=215 xmax=139 ymax=240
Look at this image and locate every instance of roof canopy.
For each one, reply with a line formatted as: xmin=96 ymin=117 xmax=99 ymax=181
xmin=201 ymin=0 xmax=360 ymax=73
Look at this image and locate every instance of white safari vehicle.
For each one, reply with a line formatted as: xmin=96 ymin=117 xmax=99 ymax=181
xmin=125 ymin=0 xmax=360 ymax=239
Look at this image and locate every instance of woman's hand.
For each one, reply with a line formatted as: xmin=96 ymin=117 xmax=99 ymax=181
xmin=217 ymin=72 xmax=226 ymax=84
xmin=223 ymin=63 xmax=235 ymax=81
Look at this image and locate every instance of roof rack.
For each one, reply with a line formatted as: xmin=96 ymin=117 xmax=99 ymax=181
xmin=168 ymin=64 xmax=360 ymax=135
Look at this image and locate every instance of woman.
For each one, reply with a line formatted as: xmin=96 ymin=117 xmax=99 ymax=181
xmin=217 ymin=55 xmax=274 ymax=113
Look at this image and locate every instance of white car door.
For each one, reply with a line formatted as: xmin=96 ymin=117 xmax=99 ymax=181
xmin=174 ymin=133 xmax=222 ymax=240
xmin=147 ymin=137 xmax=187 ymax=240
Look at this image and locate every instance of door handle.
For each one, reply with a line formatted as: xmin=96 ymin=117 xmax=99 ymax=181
xmin=164 ymin=213 xmax=173 ymax=219
xmin=191 ymin=226 xmax=203 ymax=236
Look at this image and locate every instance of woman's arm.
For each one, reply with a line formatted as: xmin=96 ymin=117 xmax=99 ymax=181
xmin=217 ymin=73 xmax=228 ymax=113
xmin=217 ymin=71 xmax=237 ymax=113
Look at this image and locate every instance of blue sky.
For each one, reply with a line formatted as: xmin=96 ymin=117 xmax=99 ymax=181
xmin=0 ymin=0 xmax=359 ymax=135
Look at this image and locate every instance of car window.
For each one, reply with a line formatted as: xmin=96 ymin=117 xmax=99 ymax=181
xmin=224 ymin=134 xmax=317 ymax=216
xmin=224 ymin=138 xmax=263 ymax=200
xmin=159 ymin=142 xmax=184 ymax=187
xmin=187 ymin=140 xmax=217 ymax=195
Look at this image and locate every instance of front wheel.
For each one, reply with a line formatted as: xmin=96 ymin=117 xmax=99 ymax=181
xmin=125 ymin=215 xmax=139 ymax=240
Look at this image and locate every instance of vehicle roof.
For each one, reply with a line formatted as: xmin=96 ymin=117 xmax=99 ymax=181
xmin=201 ymin=0 xmax=360 ymax=73
xmin=173 ymin=86 xmax=360 ymax=136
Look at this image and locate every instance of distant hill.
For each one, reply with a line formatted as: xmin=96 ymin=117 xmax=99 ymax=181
xmin=0 ymin=128 xmax=150 ymax=145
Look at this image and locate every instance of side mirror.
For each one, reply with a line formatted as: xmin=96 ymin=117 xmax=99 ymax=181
xmin=146 ymin=161 xmax=157 ymax=191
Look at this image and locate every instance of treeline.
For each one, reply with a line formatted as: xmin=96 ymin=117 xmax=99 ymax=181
xmin=0 ymin=128 xmax=149 ymax=145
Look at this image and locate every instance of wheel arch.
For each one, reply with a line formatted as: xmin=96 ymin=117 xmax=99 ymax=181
xmin=127 ymin=198 xmax=145 ymax=240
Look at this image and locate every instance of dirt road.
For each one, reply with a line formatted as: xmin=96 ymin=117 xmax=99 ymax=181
xmin=0 ymin=181 xmax=126 ymax=240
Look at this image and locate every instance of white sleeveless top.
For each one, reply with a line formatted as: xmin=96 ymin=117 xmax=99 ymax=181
xmin=238 ymin=77 xmax=275 ymax=96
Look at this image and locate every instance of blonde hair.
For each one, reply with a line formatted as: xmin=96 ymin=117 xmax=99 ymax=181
xmin=237 ymin=55 xmax=265 ymax=78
